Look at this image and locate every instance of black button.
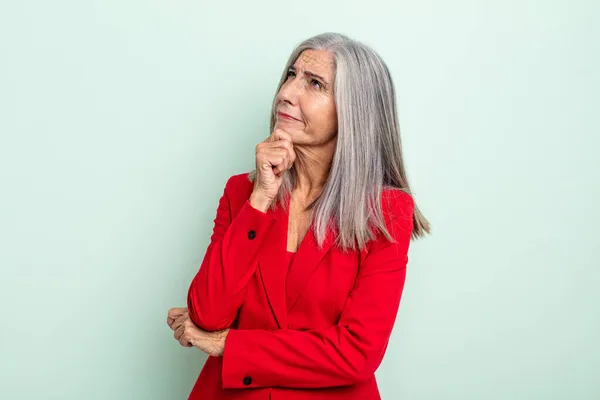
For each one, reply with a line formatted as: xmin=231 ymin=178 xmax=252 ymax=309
xmin=242 ymin=376 xmax=252 ymax=386
xmin=247 ymin=230 xmax=256 ymax=240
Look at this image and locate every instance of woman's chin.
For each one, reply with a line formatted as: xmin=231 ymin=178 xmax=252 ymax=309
xmin=275 ymin=126 xmax=304 ymax=137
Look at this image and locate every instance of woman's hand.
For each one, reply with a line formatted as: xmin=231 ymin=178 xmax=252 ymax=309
xmin=252 ymin=128 xmax=296 ymax=210
xmin=167 ymin=307 xmax=229 ymax=357
xmin=167 ymin=307 xmax=192 ymax=347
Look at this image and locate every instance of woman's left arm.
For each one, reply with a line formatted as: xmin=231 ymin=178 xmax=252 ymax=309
xmin=221 ymin=192 xmax=415 ymax=389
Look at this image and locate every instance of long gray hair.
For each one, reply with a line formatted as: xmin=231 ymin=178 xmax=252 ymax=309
xmin=249 ymin=32 xmax=430 ymax=251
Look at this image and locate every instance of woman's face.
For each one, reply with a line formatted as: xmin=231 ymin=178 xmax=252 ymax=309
xmin=274 ymin=49 xmax=338 ymax=146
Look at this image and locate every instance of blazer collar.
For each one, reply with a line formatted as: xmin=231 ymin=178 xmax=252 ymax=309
xmin=257 ymin=195 xmax=336 ymax=329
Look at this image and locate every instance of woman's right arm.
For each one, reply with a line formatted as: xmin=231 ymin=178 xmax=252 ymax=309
xmin=186 ymin=176 xmax=277 ymax=331
xmin=189 ymin=128 xmax=295 ymax=331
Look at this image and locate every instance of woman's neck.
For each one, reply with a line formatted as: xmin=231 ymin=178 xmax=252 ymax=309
xmin=292 ymin=141 xmax=335 ymax=200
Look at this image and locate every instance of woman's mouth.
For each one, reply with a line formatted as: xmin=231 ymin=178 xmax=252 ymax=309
xmin=277 ymin=112 xmax=300 ymax=122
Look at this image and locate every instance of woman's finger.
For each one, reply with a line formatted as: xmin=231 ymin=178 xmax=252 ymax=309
xmin=179 ymin=338 xmax=191 ymax=347
xmin=174 ymin=324 xmax=184 ymax=341
xmin=265 ymin=148 xmax=292 ymax=175
xmin=172 ymin=313 xmax=188 ymax=331
xmin=272 ymin=128 xmax=292 ymax=142
xmin=172 ymin=320 xmax=184 ymax=332
xmin=171 ymin=319 xmax=181 ymax=331
xmin=167 ymin=308 xmax=187 ymax=329
xmin=179 ymin=332 xmax=192 ymax=347
xmin=168 ymin=307 xmax=187 ymax=320
xmin=267 ymin=136 xmax=295 ymax=170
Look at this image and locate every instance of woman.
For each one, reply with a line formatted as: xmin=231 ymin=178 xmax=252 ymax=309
xmin=167 ymin=32 xmax=430 ymax=399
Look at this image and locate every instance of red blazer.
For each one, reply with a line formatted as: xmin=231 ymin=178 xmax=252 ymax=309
xmin=186 ymin=172 xmax=415 ymax=400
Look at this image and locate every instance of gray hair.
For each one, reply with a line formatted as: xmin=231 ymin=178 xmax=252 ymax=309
xmin=249 ymin=32 xmax=430 ymax=251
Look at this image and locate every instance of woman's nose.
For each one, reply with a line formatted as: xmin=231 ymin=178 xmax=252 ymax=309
xmin=278 ymin=79 xmax=303 ymax=105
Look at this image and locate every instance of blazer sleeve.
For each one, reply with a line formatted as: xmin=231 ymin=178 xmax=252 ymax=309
xmin=221 ymin=191 xmax=415 ymax=389
xmin=187 ymin=176 xmax=277 ymax=331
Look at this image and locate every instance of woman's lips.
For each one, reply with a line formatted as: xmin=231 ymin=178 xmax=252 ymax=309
xmin=277 ymin=112 xmax=300 ymax=121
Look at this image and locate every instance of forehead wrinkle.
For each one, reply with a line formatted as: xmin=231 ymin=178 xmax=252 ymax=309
xmin=297 ymin=52 xmax=330 ymax=69
xmin=294 ymin=52 xmax=333 ymax=81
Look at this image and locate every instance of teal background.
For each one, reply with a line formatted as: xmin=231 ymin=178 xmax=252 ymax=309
xmin=1 ymin=1 xmax=598 ymax=399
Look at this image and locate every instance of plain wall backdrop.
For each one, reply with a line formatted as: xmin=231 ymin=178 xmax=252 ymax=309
xmin=1 ymin=0 xmax=598 ymax=399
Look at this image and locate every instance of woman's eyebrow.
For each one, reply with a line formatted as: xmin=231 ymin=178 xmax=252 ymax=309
xmin=289 ymin=66 xmax=329 ymax=85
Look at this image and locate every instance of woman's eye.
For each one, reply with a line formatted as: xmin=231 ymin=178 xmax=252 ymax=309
xmin=286 ymin=71 xmax=321 ymax=89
